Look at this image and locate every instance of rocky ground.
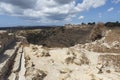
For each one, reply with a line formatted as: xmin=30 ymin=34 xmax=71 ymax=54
xmin=23 ymin=27 xmax=120 ymax=80
xmin=0 ymin=25 xmax=120 ymax=80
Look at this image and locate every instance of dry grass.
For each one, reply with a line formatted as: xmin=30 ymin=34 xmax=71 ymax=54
xmin=90 ymin=22 xmax=105 ymax=41
xmin=92 ymin=44 xmax=120 ymax=53
xmin=25 ymin=26 xmax=93 ymax=47
xmin=86 ymin=27 xmax=120 ymax=53
xmin=105 ymin=28 xmax=120 ymax=43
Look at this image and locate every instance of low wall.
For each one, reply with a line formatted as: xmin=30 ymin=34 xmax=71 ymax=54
xmin=0 ymin=31 xmax=16 ymax=54
xmin=0 ymin=42 xmax=21 ymax=80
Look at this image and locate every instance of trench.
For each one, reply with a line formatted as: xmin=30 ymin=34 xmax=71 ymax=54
xmin=0 ymin=42 xmax=21 ymax=80
xmin=18 ymin=49 xmax=26 ymax=80
xmin=7 ymin=44 xmax=26 ymax=80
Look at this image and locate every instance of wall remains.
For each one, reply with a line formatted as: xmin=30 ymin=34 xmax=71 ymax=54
xmin=0 ymin=30 xmax=16 ymax=54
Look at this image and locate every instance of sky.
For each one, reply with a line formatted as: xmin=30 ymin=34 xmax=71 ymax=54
xmin=0 ymin=0 xmax=120 ymax=27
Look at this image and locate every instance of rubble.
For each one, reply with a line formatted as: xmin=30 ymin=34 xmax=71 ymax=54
xmin=0 ymin=26 xmax=120 ymax=80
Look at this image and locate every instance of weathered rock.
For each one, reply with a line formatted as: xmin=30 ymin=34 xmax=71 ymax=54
xmin=0 ymin=42 xmax=20 ymax=80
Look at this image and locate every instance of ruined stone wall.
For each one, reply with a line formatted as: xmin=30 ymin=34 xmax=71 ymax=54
xmin=65 ymin=24 xmax=86 ymax=29
xmin=0 ymin=31 xmax=16 ymax=54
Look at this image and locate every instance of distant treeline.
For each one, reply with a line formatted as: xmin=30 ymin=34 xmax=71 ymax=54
xmin=105 ymin=21 xmax=120 ymax=27
xmin=82 ymin=21 xmax=120 ymax=27
xmin=0 ymin=21 xmax=119 ymax=30
xmin=0 ymin=26 xmax=63 ymax=30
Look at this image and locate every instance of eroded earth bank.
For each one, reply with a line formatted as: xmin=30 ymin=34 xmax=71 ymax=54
xmin=0 ymin=24 xmax=120 ymax=80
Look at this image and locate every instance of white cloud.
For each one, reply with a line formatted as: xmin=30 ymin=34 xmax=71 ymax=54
xmin=107 ymin=7 xmax=114 ymax=12
xmin=0 ymin=0 xmax=106 ymax=24
xmin=78 ymin=16 xmax=84 ymax=20
xmin=74 ymin=0 xmax=106 ymax=12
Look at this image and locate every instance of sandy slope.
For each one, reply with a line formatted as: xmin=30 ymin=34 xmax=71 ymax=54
xmin=20 ymin=29 xmax=120 ymax=80
xmin=23 ymin=43 xmax=120 ymax=80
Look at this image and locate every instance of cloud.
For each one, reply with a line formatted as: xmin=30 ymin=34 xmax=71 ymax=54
xmin=112 ymin=0 xmax=120 ymax=4
xmin=107 ymin=7 xmax=114 ymax=12
xmin=75 ymin=0 xmax=106 ymax=12
xmin=0 ymin=0 xmax=36 ymax=9
xmin=0 ymin=2 xmax=23 ymax=15
xmin=0 ymin=0 xmax=106 ymax=24
xmin=78 ymin=16 xmax=84 ymax=20
xmin=54 ymin=0 xmax=74 ymax=4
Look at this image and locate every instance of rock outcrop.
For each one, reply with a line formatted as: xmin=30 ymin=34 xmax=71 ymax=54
xmin=0 ymin=30 xmax=16 ymax=54
xmin=22 ymin=27 xmax=120 ymax=80
xmin=0 ymin=25 xmax=120 ymax=80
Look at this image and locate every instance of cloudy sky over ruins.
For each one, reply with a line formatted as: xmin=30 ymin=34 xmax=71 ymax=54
xmin=0 ymin=0 xmax=120 ymax=26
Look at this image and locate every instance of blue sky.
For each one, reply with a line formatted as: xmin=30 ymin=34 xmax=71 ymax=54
xmin=0 ymin=0 xmax=120 ymax=27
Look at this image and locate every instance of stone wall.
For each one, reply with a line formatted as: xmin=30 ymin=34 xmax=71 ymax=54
xmin=65 ymin=24 xmax=90 ymax=29
xmin=0 ymin=30 xmax=16 ymax=54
